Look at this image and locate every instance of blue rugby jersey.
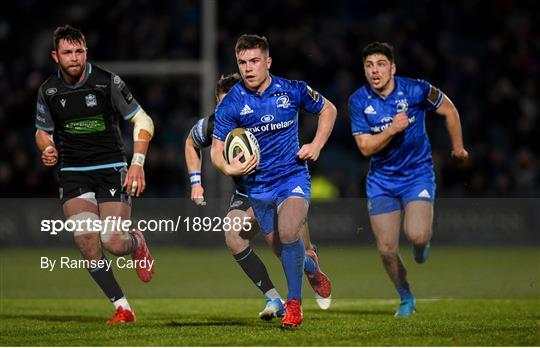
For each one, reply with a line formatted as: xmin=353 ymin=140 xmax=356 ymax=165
xmin=349 ymin=76 xmax=444 ymax=176
xmin=213 ymin=75 xmax=325 ymax=193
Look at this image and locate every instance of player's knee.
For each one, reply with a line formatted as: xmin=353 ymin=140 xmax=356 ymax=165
xmin=407 ymin=227 xmax=431 ymax=246
xmin=410 ymin=236 xmax=430 ymax=247
xmin=224 ymin=230 xmax=248 ymax=254
xmin=71 ymin=212 xmax=101 ymax=261
xmin=102 ymin=237 xmax=123 ymax=256
xmin=80 ymin=247 xmax=102 ymax=261
xmin=278 ymin=223 xmax=302 ymax=243
xmin=278 ymin=228 xmax=296 ymax=244
xmin=377 ymin=242 xmax=398 ymax=258
xmin=75 ymin=235 xmax=102 ymax=261
xmin=101 ymin=232 xmax=130 ymax=256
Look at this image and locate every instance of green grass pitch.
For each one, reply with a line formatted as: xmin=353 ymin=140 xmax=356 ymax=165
xmin=1 ymin=246 xmax=539 ymax=345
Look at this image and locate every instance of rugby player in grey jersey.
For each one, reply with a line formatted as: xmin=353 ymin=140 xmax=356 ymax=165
xmin=35 ymin=25 xmax=155 ymax=324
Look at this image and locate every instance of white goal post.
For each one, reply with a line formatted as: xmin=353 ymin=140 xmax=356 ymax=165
xmin=96 ymin=0 xmax=230 ymax=198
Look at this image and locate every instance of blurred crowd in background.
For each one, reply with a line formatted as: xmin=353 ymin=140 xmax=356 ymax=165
xmin=1 ymin=0 xmax=538 ymax=199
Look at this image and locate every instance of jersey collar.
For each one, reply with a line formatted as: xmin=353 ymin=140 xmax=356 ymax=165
xmin=240 ymin=74 xmax=278 ymax=97
xmin=367 ymin=76 xmax=399 ymax=100
xmin=57 ymin=63 xmax=92 ymax=89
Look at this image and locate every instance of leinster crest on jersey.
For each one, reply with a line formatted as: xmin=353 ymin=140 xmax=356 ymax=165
xmin=396 ymin=99 xmax=408 ymax=113
xmin=276 ymin=94 xmax=290 ymax=108
xmin=85 ymin=93 xmax=97 ymax=108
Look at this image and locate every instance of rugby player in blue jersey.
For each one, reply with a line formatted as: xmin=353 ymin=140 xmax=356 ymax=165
xmin=211 ymin=34 xmax=337 ymax=328
xmin=349 ymin=42 xmax=468 ymax=317
xmin=185 ymin=74 xmax=332 ymax=321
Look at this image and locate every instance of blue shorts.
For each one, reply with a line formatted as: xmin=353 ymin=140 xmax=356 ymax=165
xmin=366 ymin=170 xmax=436 ymax=216
xmin=248 ymin=173 xmax=311 ymax=234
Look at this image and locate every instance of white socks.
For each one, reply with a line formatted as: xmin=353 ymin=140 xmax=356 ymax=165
xmin=264 ymin=288 xmax=281 ymax=301
xmin=113 ymin=296 xmax=131 ymax=311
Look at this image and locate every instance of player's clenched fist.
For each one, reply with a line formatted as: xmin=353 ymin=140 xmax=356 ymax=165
xmin=41 ymin=145 xmax=58 ymax=166
xmin=389 ymin=112 xmax=409 ymax=134
xmin=451 ymin=148 xmax=469 ymax=161
xmin=297 ymin=143 xmax=322 ymax=161
xmin=191 ymin=184 xmax=206 ymax=206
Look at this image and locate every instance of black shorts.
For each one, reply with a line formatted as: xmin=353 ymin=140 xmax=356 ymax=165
xmin=227 ymin=191 xmax=251 ymax=212
xmin=59 ymin=166 xmax=131 ymax=205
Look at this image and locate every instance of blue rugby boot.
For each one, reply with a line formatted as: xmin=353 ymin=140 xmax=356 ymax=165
xmin=395 ymin=296 xmax=416 ymax=317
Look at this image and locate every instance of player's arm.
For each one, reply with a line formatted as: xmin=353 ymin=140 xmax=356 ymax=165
xmin=184 ymin=133 xmax=205 ymax=206
xmin=35 ymin=89 xmax=57 ymax=166
xmin=125 ymin=108 xmax=154 ymax=197
xmin=297 ymin=97 xmax=337 ymax=161
xmin=210 ymin=138 xmax=257 ymax=177
xmin=35 ymin=129 xmax=58 ymax=167
xmin=211 ymin=102 xmax=257 ymax=177
xmin=354 ymin=112 xmax=408 ymax=157
xmin=110 ymin=73 xmax=155 ymax=197
xmin=435 ymin=95 xmax=469 ymax=160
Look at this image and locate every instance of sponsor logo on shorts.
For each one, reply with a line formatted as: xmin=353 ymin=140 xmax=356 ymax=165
xmin=60 ymin=99 xmax=66 ymax=107
xmin=230 ymin=200 xmax=243 ymax=209
xmin=292 ymin=186 xmax=305 ymax=194
xmin=109 ymin=188 xmax=117 ymax=196
xmin=418 ymin=189 xmax=431 ymax=198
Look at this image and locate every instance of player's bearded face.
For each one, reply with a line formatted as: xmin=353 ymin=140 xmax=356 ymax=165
xmin=236 ymin=48 xmax=272 ymax=92
xmin=363 ymin=54 xmax=395 ymax=93
xmin=52 ymin=39 xmax=87 ymax=82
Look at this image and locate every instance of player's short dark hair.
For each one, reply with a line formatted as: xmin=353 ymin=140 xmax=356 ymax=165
xmin=53 ymin=25 xmax=86 ymax=51
xmin=362 ymin=42 xmax=394 ymax=63
xmin=216 ymin=73 xmax=241 ymax=97
xmin=235 ymin=34 xmax=269 ymax=55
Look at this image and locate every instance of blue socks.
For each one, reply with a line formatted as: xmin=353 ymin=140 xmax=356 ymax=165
xmin=281 ymin=239 xmax=305 ymax=301
xmin=396 ymin=282 xmax=414 ymax=300
xmin=303 ymin=253 xmax=317 ymax=275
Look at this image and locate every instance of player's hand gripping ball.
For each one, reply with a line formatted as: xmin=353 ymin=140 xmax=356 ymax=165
xmin=224 ymin=128 xmax=260 ymax=165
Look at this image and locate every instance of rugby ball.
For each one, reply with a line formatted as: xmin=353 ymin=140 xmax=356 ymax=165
xmin=224 ymin=128 xmax=260 ymax=165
